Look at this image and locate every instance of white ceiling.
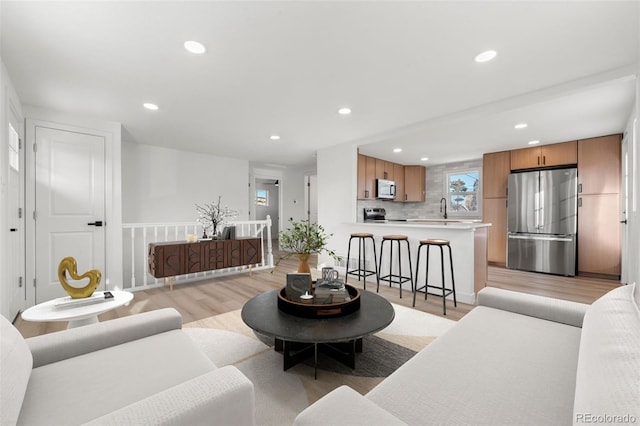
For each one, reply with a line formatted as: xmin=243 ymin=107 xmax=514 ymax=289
xmin=2 ymin=1 xmax=638 ymax=167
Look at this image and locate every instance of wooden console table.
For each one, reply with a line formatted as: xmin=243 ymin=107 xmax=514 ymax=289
xmin=148 ymin=238 xmax=262 ymax=290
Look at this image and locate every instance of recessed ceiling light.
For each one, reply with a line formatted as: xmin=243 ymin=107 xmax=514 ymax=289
xmin=143 ymin=103 xmax=159 ymax=110
xmin=270 ymin=135 xmax=280 ymax=141
xmin=528 ymin=140 xmax=540 ymax=145
xmin=338 ymin=107 xmax=352 ymax=115
xmin=421 ymin=157 xmax=429 ymax=161
xmin=184 ymin=40 xmax=206 ymax=54
xmin=475 ymin=50 xmax=497 ymax=63
xmin=514 ymin=123 xmax=528 ymax=129
xmin=393 ymin=148 xmax=402 ymax=153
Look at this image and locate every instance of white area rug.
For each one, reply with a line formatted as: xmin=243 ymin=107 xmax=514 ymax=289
xmin=183 ymin=303 xmax=455 ymax=425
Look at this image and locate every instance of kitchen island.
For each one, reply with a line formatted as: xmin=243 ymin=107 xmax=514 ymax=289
xmin=349 ymin=220 xmax=491 ymax=304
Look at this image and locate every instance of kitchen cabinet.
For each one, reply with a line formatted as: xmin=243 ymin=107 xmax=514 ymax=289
xmin=510 ymin=140 xmax=577 ymax=171
xmin=394 ymin=163 xmax=405 ymax=203
xmin=403 ymin=165 xmax=426 ymax=202
xmin=483 ymin=198 xmax=508 ymax=265
xmin=482 ymin=150 xmax=510 ymax=265
xmin=483 ymin=151 xmax=511 ymax=198
xmin=578 ymin=135 xmax=621 ymax=195
xmin=376 ymin=159 xmax=395 ymax=181
xmin=357 ymin=154 xmax=377 ymax=200
xmin=577 ymin=194 xmax=621 ymax=277
xmin=576 ymin=134 xmax=621 ymax=278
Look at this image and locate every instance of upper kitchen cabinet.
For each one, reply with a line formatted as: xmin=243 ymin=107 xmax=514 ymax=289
xmin=403 ymin=165 xmax=426 ymax=202
xmin=483 ymin=151 xmax=511 ymax=198
xmin=357 ymin=153 xmax=377 ymax=200
xmin=578 ymin=135 xmax=621 ymax=195
xmin=510 ymin=140 xmax=577 ymax=171
xmin=394 ymin=163 xmax=405 ymax=202
xmin=375 ymin=159 xmax=395 ymax=181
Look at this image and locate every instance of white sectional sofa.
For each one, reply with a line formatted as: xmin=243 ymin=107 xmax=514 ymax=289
xmin=295 ymin=285 xmax=640 ymax=426
xmin=1 ymin=308 xmax=255 ymax=426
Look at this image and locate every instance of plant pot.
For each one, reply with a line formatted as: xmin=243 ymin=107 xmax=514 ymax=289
xmin=297 ymin=253 xmax=311 ymax=273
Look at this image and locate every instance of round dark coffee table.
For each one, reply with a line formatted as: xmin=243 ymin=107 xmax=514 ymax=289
xmin=241 ymin=288 xmax=395 ymax=378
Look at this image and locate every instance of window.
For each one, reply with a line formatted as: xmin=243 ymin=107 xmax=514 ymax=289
xmin=445 ymin=169 xmax=480 ymax=214
xmin=9 ymin=123 xmax=19 ymax=172
xmin=256 ymin=189 xmax=269 ymax=206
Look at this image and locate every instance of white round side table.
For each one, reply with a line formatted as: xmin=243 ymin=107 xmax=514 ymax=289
xmin=21 ymin=290 xmax=134 ymax=329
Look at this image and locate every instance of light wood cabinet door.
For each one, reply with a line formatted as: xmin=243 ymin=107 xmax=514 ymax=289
xmin=510 ymin=141 xmax=577 ymax=170
xmin=357 ymin=154 xmax=376 ymax=200
xmin=375 ymin=159 xmax=395 ymax=181
xmin=394 ymin=163 xmax=405 ymax=203
xmin=483 ymin=151 xmax=510 ymax=198
xmin=510 ymin=146 xmax=541 ymax=170
xmin=578 ymin=135 xmax=621 ymax=195
xmin=404 ymin=165 xmax=426 ymax=202
xmin=542 ymin=141 xmax=577 ymax=167
xmin=483 ymin=198 xmax=507 ymax=265
xmin=578 ymin=193 xmax=621 ymax=277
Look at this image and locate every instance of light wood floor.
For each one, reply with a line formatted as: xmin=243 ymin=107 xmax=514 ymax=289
xmin=14 ymin=250 xmax=621 ymax=339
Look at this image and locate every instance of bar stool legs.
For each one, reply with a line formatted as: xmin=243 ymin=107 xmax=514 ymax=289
xmin=413 ymin=239 xmax=457 ymax=315
xmin=377 ymin=235 xmax=413 ymax=298
xmin=345 ymin=233 xmax=378 ymax=290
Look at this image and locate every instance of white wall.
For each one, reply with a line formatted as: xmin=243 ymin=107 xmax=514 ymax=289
xmin=1 ymin=60 xmax=24 ymax=319
xmin=317 ymin=142 xmax=358 ymax=267
xmin=627 ymin=71 xmax=640 ymax=286
xmin=122 ymin=141 xmax=249 ymax=223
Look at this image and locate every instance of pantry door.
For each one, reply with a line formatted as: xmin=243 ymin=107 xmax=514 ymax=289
xmin=34 ymin=126 xmax=106 ymax=303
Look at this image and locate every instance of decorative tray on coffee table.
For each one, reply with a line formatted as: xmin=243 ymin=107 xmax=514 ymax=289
xmin=277 ymin=284 xmax=361 ymax=318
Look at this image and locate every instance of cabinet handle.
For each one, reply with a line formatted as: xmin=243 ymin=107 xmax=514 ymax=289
xmin=578 ymin=183 xmax=582 ymax=193
xmin=505 ymin=199 xmax=508 ymax=208
xmin=543 ymin=155 xmax=546 ymax=165
xmin=364 ymin=190 xmax=369 ymax=198
xmin=578 ymin=198 xmax=582 ymax=208
xmin=537 ymin=156 xmax=540 ymax=165
xmin=383 ymin=172 xmax=388 ymax=179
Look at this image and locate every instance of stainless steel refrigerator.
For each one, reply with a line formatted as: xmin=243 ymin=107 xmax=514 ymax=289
xmin=507 ymin=168 xmax=578 ymax=276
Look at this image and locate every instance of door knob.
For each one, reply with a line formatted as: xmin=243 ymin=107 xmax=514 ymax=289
xmin=87 ymin=221 xmax=103 ymax=227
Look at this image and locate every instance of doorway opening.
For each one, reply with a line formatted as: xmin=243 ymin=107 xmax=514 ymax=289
xmin=254 ymin=177 xmax=281 ymax=247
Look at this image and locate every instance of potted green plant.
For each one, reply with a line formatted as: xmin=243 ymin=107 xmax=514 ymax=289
xmin=276 ymin=218 xmax=340 ymax=273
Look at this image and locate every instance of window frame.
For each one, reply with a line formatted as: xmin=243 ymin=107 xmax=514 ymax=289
xmin=443 ymin=167 xmax=482 ymax=217
xmin=256 ymin=188 xmax=269 ymax=206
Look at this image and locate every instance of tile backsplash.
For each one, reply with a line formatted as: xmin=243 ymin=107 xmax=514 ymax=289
xmin=357 ymin=158 xmax=483 ymax=221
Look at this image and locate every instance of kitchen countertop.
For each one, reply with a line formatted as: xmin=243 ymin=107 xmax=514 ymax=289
xmin=359 ymin=219 xmax=491 ymax=229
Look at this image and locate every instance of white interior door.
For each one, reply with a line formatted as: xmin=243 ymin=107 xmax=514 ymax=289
xmin=7 ymin=122 xmax=24 ymax=319
xmin=35 ymin=127 xmax=106 ymax=303
xmin=307 ymin=175 xmax=318 ymax=224
xmin=621 ymin=135 xmax=629 ymax=285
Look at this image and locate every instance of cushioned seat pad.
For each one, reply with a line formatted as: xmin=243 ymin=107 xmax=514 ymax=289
xmin=367 ymin=306 xmax=582 ymax=425
xmin=18 ymin=330 xmax=216 ymax=426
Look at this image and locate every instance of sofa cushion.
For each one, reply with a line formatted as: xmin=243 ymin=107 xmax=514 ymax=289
xmin=367 ymin=306 xmax=582 ymax=425
xmin=18 ymin=329 xmax=216 ymax=425
xmin=295 ymin=385 xmax=408 ymax=426
xmin=572 ymin=283 xmax=640 ymax=425
xmin=0 ymin=315 xmax=33 ymax=426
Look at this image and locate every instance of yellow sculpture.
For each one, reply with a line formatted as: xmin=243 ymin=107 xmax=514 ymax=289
xmin=58 ymin=257 xmax=102 ymax=298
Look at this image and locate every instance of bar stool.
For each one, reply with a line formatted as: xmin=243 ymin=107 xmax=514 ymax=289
xmin=378 ymin=235 xmax=413 ymax=298
xmin=413 ymin=238 xmax=456 ymax=315
xmin=345 ymin=233 xmax=379 ymax=290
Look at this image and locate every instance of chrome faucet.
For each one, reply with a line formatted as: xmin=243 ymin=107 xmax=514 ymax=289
xmin=440 ymin=197 xmax=448 ymax=219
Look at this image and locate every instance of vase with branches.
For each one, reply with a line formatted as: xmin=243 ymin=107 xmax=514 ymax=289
xmin=195 ymin=196 xmax=238 ymax=239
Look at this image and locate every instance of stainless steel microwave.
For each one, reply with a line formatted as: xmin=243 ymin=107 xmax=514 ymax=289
xmin=376 ymin=179 xmax=396 ymax=200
